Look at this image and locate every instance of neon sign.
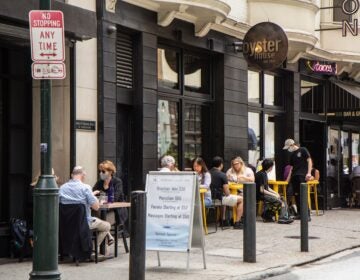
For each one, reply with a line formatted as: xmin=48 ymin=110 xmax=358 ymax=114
xmin=301 ymin=60 xmax=337 ymax=75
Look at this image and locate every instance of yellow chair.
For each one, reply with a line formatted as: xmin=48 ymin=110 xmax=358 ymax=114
xmin=307 ymin=180 xmax=319 ymax=216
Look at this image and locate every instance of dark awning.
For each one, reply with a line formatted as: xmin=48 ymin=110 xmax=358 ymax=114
xmin=332 ymin=80 xmax=360 ymax=99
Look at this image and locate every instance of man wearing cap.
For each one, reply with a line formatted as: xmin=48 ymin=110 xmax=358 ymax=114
xmin=283 ymin=139 xmax=312 ymax=218
xmin=59 ymin=166 xmax=114 ymax=248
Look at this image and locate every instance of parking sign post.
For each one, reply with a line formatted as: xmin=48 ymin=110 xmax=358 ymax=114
xmin=29 ymin=1 xmax=61 ymax=280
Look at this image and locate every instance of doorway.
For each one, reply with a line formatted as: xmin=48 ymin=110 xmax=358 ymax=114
xmin=300 ymin=120 xmax=327 ymax=205
xmin=0 ymin=44 xmax=32 ymax=223
xmin=117 ymin=105 xmax=134 ymax=200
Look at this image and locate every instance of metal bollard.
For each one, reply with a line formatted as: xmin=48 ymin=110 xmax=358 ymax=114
xmin=129 ymin=191 xmax=147 ymax=280
xmin=243 ymin=182 xmax=256 ymax=263
xmin=300 ymin=183 xmax=308 ymax=252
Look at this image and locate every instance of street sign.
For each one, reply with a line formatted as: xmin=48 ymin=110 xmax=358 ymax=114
xmin=31 ymin=62 xmax=66 ymax=79
xmin=29 ymin=10 xmax=65 ymax=62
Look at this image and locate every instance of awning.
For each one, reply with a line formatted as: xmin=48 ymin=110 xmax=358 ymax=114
xmin=331 ymin=80 xmax=360 ymax=100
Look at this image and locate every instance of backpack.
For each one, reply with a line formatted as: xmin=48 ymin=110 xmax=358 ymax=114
xmin=9 ymin=218 xmax=33 ymax=261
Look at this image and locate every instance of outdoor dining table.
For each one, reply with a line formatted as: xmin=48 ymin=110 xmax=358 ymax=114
xmin=228 ymin=182 xmax=243 ymax=222
xmin=99 ymin=202 xmax=131 ymax=256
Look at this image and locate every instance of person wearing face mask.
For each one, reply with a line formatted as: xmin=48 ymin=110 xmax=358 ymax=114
xmin=283 ymin=139 xmax=313 ymax=220
xmin=93 ymin=160 xmax=128 ymax=228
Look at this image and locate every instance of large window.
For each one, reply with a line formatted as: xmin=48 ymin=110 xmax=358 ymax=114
xmin=333 ymin=0 xmax=352 ymax=22
xmin=158 ymin=100 xmax=179 ymax=164
xmin=248 ymin=112 xmax=260 ymax=167
xmin=157 ymin=47 xmax=179 ymax=90
xmin=248 ymin=70 xmax=284 ymax=168
xmin=157 ymin=45 xmax=212 ymax=170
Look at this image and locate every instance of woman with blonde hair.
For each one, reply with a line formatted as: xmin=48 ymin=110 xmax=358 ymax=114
xmin=226 ymin=156 xmax=255 ymax=183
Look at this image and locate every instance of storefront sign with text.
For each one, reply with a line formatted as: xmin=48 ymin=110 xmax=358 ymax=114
xmin=342 ymin=0 xmax=359 ymax=36
xmin=301 ymin=60 xmax=337 ymax=75
xmin=242 ymin=22 xmax=288 ymax=70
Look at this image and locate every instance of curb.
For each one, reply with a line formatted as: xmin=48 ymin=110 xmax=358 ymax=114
xmin=229 ymin=244 xmax=360 ymax=280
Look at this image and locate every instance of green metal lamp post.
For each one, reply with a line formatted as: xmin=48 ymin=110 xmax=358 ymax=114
xmin=29 ymin=0 xmax=61 ymax=279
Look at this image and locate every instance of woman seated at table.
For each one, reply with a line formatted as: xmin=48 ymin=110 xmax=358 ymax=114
xmin=93 ymin=160 xmax=128 ymax=226
xmin=226 ymin=156 xmax=255 ymax=184
xmin=193 ymin=157 xmax=212 ymax=207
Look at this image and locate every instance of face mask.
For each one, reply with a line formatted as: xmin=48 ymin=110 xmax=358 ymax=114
xmin=288 ymin=146 xmax=296 ymax=153
xmin=100 ymin=172 xmax=110 ymax=180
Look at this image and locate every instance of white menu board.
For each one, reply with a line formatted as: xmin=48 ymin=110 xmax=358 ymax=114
xmin=146 ymin=172 xmax=197 ymax=252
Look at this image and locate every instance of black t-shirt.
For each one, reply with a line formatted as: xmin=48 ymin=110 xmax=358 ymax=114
xmin=255 ymin=170 xmax=269 ymax=200
xmin=290 ymin=147 xmax=310 ymax=177
xmin=209 ymin=167 xmax=228 ymax=200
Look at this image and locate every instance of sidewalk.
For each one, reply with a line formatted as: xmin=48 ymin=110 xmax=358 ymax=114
xmin=1 ymin=209 xmax=360 ymax=280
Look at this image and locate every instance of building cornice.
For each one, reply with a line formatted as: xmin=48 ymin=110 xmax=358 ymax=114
xmin=124 ymin=0 xmax=231 ymax=36
xmin=247 ymin=0 xmax=319 ymax=13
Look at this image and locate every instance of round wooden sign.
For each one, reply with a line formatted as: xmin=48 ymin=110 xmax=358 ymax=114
xmin=243 ymin=22 xmax=288 ymax=70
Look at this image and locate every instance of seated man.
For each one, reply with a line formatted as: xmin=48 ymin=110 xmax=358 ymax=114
xmin=59 ymin=166 xmax=114 ymax=249
xmin=210 ymin=156 xmax=244 ymax=229
xmin=255 ymin=159 xmax=293 ymax=224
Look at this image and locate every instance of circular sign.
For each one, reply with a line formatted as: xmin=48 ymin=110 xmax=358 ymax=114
xmin=242 ymin=22 xmax=288 ymax=70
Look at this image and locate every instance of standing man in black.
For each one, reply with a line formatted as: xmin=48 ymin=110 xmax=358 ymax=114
xmin=283 ymin=139 xmax=312 ymax=218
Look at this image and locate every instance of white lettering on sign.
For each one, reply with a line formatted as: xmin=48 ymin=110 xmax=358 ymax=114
xmin=29 ymin=10 xmax=65 ymax=62
xmin=31 ymin=62 xmax=66 ymax=80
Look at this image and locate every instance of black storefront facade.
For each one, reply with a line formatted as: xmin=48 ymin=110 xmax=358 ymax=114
xmin=96 ymin=1 xmax=302 ymax=197
xmin=0 ymin=0 xmax=96 ymax=257
xmin=98 ymin=0 xmax=360 ymax=208
xmin=299 ymin=59 xmax=360 ymax=208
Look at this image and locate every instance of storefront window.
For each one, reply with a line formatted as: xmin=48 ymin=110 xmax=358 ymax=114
xmin=184 ymin=52 xmax=210 ymax=94
xmin=248 ymin=112 xmax=260 ymax=167
xmin=157 ymin=48 xmax=179 ymax=90
xmin=265 ymin=114 xmax=275 ymax=159
xmin=342 ymin=131 xmax=349 ymax=175
xmin=264 ymin=74 xmax=274 ymax=106
xmin=184 ymin=104 xmax=203 ymax=169
xmin=248 ymin=71 xmax=260 ymax=103
xmin=352 ymin=133 xmax=359 ymax=169
xmin=157 ymin=100 xmax=179 ymax=164
xmin=157 ymin=45 xmax=212 ymax=169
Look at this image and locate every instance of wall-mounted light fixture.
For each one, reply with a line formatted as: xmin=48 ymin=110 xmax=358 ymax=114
xmin=232 ymin=41 xmax=243 ymax=53
xmin=107 ymin=25 xmax=117 ymax=34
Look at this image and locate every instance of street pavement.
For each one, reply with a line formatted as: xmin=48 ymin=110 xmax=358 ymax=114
xmin=1 ymin=209 xmax=360 ymax=280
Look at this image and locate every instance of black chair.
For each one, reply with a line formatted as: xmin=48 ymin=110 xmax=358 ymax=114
xmin=59 ymin=203 xmax=94 ymax=265
xmin=204 ymin=199 xmax=219 ymax=234
xmin=350 ymin=177 xmax=360 ymax=207
xmin=112 ymin=223 xmax=129 ymax=256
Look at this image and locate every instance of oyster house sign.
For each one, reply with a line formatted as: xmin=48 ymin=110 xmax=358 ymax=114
xmin=242 ymin=22 xmax=288 ymax=70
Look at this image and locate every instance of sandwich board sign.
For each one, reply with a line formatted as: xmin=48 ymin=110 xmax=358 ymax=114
xmin=29 ymin=10 xmax=66 ymax=79
xmin=146 ymin=171 xmax=206 ymax=270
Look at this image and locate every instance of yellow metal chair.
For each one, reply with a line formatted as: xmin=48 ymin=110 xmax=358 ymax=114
xmin=307 ymin=180 xmax=319 ymax=216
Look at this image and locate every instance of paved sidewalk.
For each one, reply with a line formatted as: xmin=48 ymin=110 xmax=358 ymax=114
xmin=1 ymin=209 xmax=360 ymax=280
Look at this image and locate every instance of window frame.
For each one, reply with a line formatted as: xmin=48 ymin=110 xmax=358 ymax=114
xmin=157 ymin=43 xmax=214 ymax=170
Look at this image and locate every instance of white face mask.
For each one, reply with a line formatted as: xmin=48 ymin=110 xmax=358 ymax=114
xmin=288 ymin=146 xmax=297 ymax=153
xmin=100 ymin=172 xmax=110 ymax=180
